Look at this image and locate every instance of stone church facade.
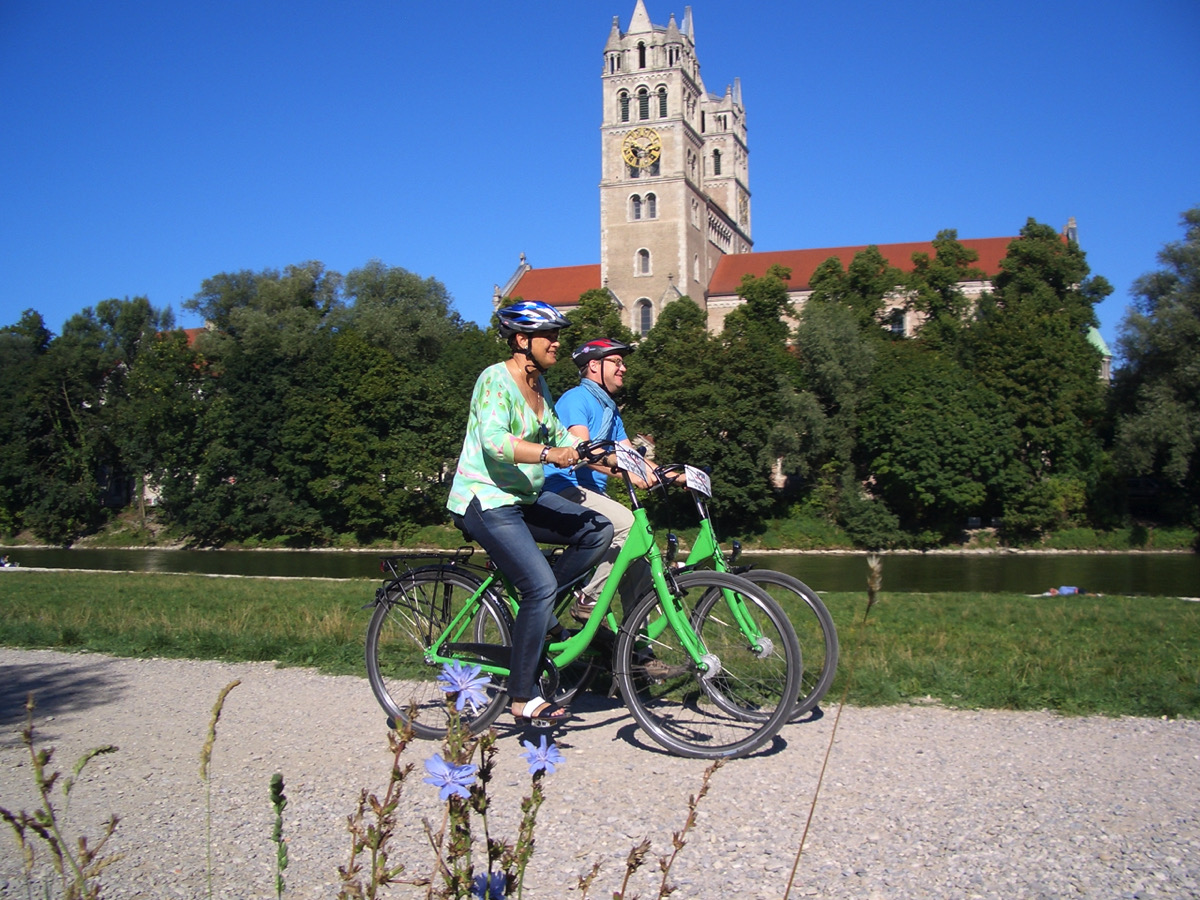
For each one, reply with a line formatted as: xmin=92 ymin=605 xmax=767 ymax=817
xmin=492 ymin=2 xmax=1056 ymax=342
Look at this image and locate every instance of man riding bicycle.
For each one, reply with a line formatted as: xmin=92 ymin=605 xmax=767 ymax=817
xmin=543 ymin=338 xmax=656 ymax=621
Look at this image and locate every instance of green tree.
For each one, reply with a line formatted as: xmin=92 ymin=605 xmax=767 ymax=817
xmin=116 ymin=328 xmax=209 ymax=527
xmin=788 ymin=294 xmax=877 ymax=524
xmin=0 ymin=311 xmax=52 ymax=533
xmin=701 ymin=267 xmax=800 ymax=527
xmin=186 ymin=261 xmax=343 ymax=358
xmin=1112 ymin=206 xmax=1200 ymax=527
xmin=19 ymin=311 xmax=114 ymax=543
xmin=858 ymin=341 xmax=1016 ymax=542
xmin=906 ymin=229 xmax=984 ymax=349
xmin=341 ymin=260 xmax=462 ymax=365
xmin=807 ymin=245 xmax=904 ymax=331
xmin=621 ymin=298 xmax=726 ymax=518
xmin=964 ymin=219 xmax=1111 ymax=537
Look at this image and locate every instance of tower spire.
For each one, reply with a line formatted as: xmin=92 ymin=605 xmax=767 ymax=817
xmin=628 ymin=0 xmax=652 ymax=34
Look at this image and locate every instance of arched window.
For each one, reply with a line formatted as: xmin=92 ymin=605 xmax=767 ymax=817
xmin=618 ymin=91 xmax=630 ymax=122
xmin=637 ymin=87 xmax=650 ymax=121
xmin=712 ymin=149 xmax=722 ymax=175
xmin=636 ymin=249 xmax=651 ymax=275
xmin=631 ymin=194 xmax=642 ymax=220
xmin=637 ymin=299 xmax=653 ymax=335
xmin=645 ymin=192 xmax=657 ymax=218
xmin=637 ymin=41 xmax=646 ymax=69
xmin=657 ymin=86 xmax=668 ymax=117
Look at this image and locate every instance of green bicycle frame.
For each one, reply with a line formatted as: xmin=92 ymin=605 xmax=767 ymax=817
xmin=676 ymin=476 xmax=769 ymax=650
xmin=421 ymin=499 xmax=712 ymax=678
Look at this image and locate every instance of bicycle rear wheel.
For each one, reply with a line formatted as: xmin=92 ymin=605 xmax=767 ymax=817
xmin=365 ymin=567 xmax=511 ymax=740
xmin=731 ymin=569 xmax=839 ymax=717
xmin=613 ymin=571 xmax=801 ymax=760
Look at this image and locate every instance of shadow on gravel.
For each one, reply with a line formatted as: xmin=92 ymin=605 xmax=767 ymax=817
xmin=0 ymin=659 xmax=132 ymax=741
xmin=611 ymin=719 xmax=791 ymax=759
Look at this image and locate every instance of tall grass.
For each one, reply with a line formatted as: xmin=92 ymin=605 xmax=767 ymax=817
xmin=1 ymin=570 xmax=1197 ymax=718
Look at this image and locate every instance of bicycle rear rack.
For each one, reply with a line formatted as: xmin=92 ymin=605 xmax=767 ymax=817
xmin=379 ymin=546 xmax=476 ymax=581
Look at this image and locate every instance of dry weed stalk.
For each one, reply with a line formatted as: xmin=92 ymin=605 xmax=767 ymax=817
xmin=0 ymin=695 xmax=122 ymax=900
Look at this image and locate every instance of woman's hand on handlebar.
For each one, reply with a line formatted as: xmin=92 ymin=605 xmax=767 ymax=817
xmin=545 ymin=445 xmax=579 ymax=468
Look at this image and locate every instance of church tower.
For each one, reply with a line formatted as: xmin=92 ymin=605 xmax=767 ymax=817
xmin=599 ymin=2 xmax=751 ymax=333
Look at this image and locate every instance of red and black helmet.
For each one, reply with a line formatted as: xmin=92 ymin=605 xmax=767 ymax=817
xmin=572 ymin=338 xmax=634 ymax=367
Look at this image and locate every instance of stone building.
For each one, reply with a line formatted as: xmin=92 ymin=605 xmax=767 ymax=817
xmin=494 ymin=1 xmax=1093 ymax=358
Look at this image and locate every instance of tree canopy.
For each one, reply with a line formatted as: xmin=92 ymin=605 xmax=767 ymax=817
xmin=1 ymin=217 xmax=1170 ymax=549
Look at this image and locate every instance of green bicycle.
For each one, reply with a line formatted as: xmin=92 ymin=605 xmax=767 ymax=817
xmin=653 ymin=462 xmax=839 ymax=717
xmin=365 ymin=441 xmax=803 ymax=760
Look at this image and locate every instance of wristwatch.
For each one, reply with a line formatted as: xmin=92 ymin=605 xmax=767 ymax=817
xmin=539 ymin=446 xmax=550 ymax=463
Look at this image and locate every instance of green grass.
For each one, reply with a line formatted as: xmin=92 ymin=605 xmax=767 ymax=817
xmin=1 ymin=570 xmax=1197 ymax=718
xmin=819 ymin=589 xmax=1200 ymax=717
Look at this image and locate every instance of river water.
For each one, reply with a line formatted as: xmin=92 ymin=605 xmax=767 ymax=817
xmin=3 ymin=547 xmax=1197 ymax=596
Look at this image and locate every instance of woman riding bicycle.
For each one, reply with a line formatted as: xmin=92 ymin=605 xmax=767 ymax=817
xmin=446 ymin=300 xmax=613 ymax=727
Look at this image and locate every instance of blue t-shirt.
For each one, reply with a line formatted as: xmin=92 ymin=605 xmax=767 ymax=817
xmin=543 ymin=383 xmax=628 ymax=494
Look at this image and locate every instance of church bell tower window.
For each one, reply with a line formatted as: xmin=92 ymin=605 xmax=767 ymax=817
xmin=618 ymin=91 xmax=630 ymax=123
xmin=657 ymin=86 xmax=668 ymax=117
xmin=637 ymin=299 xmax=653 ymax=335
xmin=637 ymin=87 xmax=650 ymax=120
xmin=638 ymin=41 xmax=647 ymax=68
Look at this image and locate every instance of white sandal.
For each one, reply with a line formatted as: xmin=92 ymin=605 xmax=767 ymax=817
xmin=511 ymin=694 xmax=572 ymax=727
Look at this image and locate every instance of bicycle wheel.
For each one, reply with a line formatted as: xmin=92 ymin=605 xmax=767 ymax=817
xmin=366 ymin=567 xmax=511 ymax=740
xmin=613 ymin=571 xmax=801 ymax=759
xmin=733 ymin=569 xmax=839 ymax=717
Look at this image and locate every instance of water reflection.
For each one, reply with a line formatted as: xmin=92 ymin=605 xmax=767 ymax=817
xmin=4 ymin=547 xmax=1197 ymax=596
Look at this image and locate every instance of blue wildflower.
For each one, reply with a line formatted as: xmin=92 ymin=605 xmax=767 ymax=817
xmin=519 ymin=735 xmax=566 ymax=775
xmin=437 ymin=661 xmax=492 ymax=712
xmin=422 ymin=753 xmax=478 ymax=801
xmin=471 ymin=870 xmax=506 ymax=899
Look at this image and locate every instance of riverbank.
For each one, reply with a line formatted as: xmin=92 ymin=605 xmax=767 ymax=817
xmin=3 ymin=519 xmax=1195 ymax=555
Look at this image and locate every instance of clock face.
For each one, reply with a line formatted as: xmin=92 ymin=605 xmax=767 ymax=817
xmin=622 ymin=127 xmax=662 ymax=168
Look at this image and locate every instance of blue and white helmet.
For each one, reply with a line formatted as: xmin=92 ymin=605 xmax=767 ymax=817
xmin=496 ymin=301 xmax=570 ymax=339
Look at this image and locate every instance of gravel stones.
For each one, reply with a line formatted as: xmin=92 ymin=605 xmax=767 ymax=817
xmin=1 ymin=648 xmax=1197 ymax=899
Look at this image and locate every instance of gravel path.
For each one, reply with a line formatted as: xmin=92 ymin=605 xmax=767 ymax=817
xmin=1 ymin=647 xmax=1197 ymax=900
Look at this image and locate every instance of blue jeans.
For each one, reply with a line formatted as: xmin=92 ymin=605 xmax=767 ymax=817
xmin=455 ymin=492 xmax=613 ymax=702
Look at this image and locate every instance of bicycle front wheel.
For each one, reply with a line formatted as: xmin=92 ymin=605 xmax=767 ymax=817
xmin=731 ymin=569 xmax=839 ymax=717
xmin=365 ymin=567 xmax=511 ymax=740
xmin=614 ymin=571 xmax=802 ymax=760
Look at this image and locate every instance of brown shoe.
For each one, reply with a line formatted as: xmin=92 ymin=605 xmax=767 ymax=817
xmin=636 ymin=657 xmax=690 ymax=680
xmin=569 ymin=593 xmax=597 ymax=621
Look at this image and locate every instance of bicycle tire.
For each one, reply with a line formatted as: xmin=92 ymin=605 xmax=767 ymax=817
xmin=366 ymin=567 xmax=511 ymax=740
xmin=733 ymin=569 xmax=839 ymax=717
xmin=613 ymin=571 xmax=802 ymax=759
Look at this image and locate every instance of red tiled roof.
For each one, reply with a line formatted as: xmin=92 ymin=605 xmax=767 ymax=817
xmin=507 ymin=264 xmax=602 ymax=307
xmin=707 ymin=237 xmax=1014 ymax=296
xmin=182 ymin=327 xmax=206 ymax=347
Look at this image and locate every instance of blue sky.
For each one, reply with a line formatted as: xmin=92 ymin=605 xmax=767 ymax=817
xmin=2 ymin=1 xmax=1197 ymax=359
